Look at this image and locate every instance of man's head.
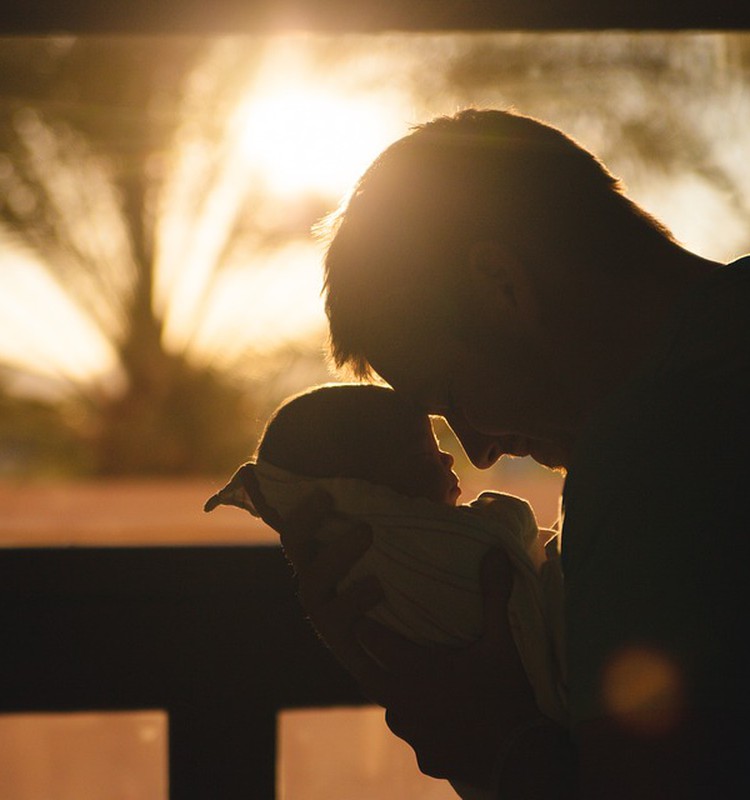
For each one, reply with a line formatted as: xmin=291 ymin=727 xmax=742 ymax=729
xmin=257 ymin=383 xmax=461 ymax=505
xmin=320 ymin=108 xmax=678 ymax=469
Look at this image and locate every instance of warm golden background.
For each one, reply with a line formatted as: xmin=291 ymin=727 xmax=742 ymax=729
xmin=1 ymin=32 xmax=749 ymax=799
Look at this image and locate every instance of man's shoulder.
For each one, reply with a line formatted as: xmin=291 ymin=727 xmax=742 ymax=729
xmin=563 ymin=254 xmax=750 ymax=572
xmin=666 ymin=254 xmax=750 ymax=366
xmin=683 ymin=254 xmax=750 ymax=333
xmin=651 ymin=255 xmax=750 ymax=418
xmin=574 ymin=253 xmax=750 ymax=457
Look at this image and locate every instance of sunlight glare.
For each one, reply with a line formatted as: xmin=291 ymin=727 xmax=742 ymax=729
xmin=627 ymin=172 xmax=749 ymax=261
xmin=237 ymin=40 xmax=409 ymax=199
xmin=0 ymin=246 xmax=118 ymax=392
xmin=157 ymin=147 xmax=251 ymax=355
xmin=160 ymin=37 xmax=412 ymax=358
xmin=240 ymin=87 xmax=399 ymax=198
xmin=191 ymin=240 xmax=326 ymax=366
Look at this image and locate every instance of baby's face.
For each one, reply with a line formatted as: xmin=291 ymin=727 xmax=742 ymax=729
xmin=381 ymin=417 xmax=461 ymax=505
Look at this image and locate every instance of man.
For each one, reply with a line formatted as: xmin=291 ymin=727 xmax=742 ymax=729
xmin=280 ymin=109 xmax=750 ymax=797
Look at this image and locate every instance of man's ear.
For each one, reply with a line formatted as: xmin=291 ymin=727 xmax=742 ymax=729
xmin=467 ymin=240 xmax=541 ymax=324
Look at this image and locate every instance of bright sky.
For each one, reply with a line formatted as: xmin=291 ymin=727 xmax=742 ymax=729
xmin=237 ymin=36 xmax=414 ymax=199
xmin=155 ymin=36 xmax=414 ymax=363
xmin=0 ymin=244 xmax=119 ymax=389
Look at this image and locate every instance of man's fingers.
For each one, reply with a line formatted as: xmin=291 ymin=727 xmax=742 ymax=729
xmin=279 ymin=490 xmax=334 ymax=566
xmin=354 ymin=617 xmax=435 ymax=677
xmin=332 ymin=639 xmax=394 ymax=705
xmin=479 ymin=548 xmax=515 ymax=644
xmin=341 ymin=574 xmax=384 ymax=615
xmin=304 ymin=580 xmax=392 ymax=702
xmin=479 ymin=548 xmax=535 ymax=700
xmin=297 ymin=523 xmax=372 ymax=603
xmin=349 ymin=617 xmax=433 ymax=706
xmin=314 ymin=575 xmax=383 ymax=644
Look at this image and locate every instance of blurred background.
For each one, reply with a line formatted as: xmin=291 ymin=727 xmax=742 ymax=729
xmin=1 ymin=30 xmax=749 ymax=798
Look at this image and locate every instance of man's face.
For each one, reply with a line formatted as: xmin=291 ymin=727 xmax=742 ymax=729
xmin=368 ymin=324 xmax=577 ymax=472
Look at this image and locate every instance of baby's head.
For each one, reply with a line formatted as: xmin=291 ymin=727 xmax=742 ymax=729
xmin=257 ymin=383 xmax=461 ymax=505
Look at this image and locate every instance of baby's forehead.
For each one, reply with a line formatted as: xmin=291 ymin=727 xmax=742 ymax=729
xmin=278 ymin=385 xmax=432 ymax=445
xmin=362 ymin=398 xmax=429 ymax=425
xmin=365 ymin=409 xmax=434 ymax=446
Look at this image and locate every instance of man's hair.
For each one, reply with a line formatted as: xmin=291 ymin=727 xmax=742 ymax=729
xmin=256 ymin=383 xmax=423 ymax=480
xmin=320 ymin=108 xmax=675 ymax=379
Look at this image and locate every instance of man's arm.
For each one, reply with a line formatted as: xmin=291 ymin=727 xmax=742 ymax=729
xmin=279 ymin=497 xmax=577 ymax=797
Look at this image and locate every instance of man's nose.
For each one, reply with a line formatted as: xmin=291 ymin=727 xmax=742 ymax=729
xmin=445 ymin=412 xmax=503 ymax=469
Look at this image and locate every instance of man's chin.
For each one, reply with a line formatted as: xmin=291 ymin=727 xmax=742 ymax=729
xmin=528 ymin=442 xmax=571 ymax=473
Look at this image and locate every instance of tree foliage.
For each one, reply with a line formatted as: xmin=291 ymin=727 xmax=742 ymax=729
xmin=0 ymin=37 xmax=329 ymax=476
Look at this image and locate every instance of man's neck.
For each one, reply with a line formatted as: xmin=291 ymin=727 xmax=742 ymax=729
xmin=554 ymin=245 xmax=720 ymax=444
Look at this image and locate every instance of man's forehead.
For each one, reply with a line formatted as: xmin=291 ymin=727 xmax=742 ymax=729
xmin=370 ymin=360 xmax=447 ymax=415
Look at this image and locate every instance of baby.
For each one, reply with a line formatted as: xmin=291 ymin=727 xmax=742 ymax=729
xmin=205 ymin=383 xmax=567 ymax=736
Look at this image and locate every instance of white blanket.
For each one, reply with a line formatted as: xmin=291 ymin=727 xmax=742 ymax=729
xmin=206 ymin=459 xmax=567 ymax=728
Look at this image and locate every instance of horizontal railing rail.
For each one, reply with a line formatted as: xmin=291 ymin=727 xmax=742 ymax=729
xmin=0 ymin=546 xmax=367 ymax=799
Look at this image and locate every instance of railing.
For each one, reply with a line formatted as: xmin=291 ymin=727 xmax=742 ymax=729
xmin=0 ymin=546 xmax=367 ymax=799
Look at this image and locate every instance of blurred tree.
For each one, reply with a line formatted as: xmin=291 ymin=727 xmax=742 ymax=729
xmin=0 ymin=37 xmax=329 ymax=476
xmin=0 ymin=369 xmax=91 ymax=477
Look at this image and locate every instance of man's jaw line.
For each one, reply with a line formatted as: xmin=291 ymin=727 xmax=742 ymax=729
xmin=468 ymin=433 xmax=572 ymax=472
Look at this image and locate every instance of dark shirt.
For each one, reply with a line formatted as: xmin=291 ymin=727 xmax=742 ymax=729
xmin=561 ymin=255 xmax=750 ymax=792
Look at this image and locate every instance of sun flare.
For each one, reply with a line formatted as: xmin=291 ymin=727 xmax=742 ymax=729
xmin=158 ymin=41 xmax=414 ymax=360
xmin=240 ymin=87 xmax=398 ymax=197
xmin=236 ymin=40 xmax=409 ymax=199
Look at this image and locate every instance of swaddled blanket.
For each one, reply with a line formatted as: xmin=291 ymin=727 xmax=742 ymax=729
xmin=206 ymin=459 xmax=567 ymax=728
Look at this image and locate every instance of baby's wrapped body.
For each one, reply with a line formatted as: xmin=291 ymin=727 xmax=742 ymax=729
xmin=207 ymin=459 xmax=567 ymax=729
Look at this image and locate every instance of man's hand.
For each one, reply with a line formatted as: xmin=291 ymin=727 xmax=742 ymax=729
xmin=278 ymin=490 xmax=389 ymax=688
xmin=277 ymin=492 xmax=570 ymax=793
xmin=354 ymin=549 xmax=541 ymax=788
